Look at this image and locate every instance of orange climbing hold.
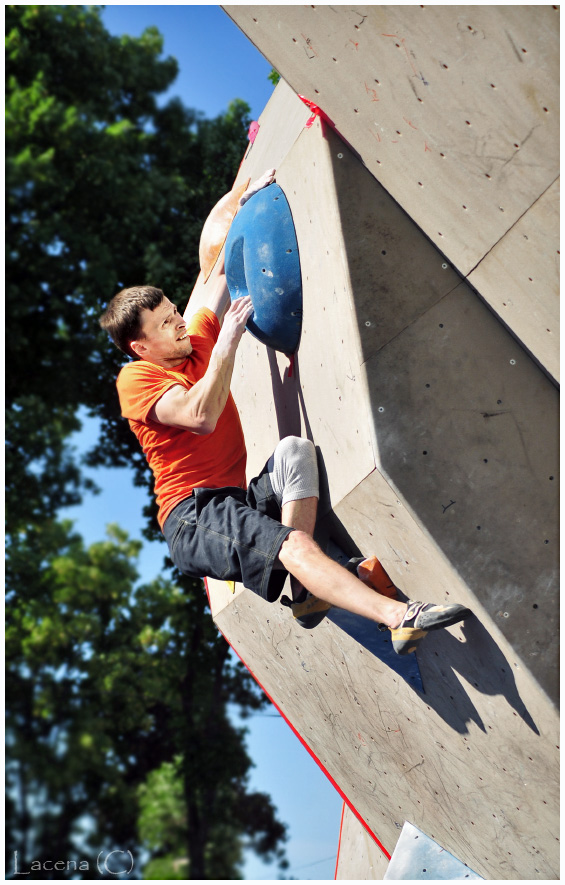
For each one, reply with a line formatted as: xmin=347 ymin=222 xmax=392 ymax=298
xmin=356 ymin=555 xmax=398 ymax=599
xmin=199 ymin=178 xmax=251 ymax=281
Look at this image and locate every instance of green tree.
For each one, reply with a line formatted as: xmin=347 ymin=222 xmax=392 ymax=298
xmin=6 ymin=3 xmax=251 ymax=537
xmin=6 ymin=521 xmax=287 ymax=878
xmin=6 ymin=5 xmax=287 ymax=878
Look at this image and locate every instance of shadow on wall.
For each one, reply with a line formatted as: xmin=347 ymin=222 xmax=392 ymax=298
xmin=267 ymin=347 xmax=311 ymax=440
xmin=415 ymin=618 xmax=539 ymax=737
xmin=267 ymin=350 xmax=334 ymax=515
xmin=325 ymin=136 xmax=559 ymax=706
xmin=265 ymin=346 xmax=540 ymax=738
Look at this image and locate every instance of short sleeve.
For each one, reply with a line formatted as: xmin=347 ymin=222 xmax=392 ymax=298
xmin=187 ymin=306 xmax=221 ymax=342
xmin=117 ymin=362 xmax=184 ymax=423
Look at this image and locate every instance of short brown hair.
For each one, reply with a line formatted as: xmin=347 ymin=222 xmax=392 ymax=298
xmin=100 ymin=286 xmax=165 ymax=358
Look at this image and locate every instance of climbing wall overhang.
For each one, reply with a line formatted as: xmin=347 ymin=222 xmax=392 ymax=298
xmin=224 ymin=4 xmax=560 ymax=384
xmin=185 ymin=79 xmax=559 ymax=880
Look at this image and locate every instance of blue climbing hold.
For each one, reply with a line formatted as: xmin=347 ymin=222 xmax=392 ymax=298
xmin=225 ymin=182 xmax=303 ymax=355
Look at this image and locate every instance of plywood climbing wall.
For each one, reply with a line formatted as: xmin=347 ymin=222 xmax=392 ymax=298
xmin=224 ymin=4 xmax=560 ymax=382
xmin=185 ymin=77 xmax=558 ymax=880
xmin=335 ymin=803 xmax=390 ymax=880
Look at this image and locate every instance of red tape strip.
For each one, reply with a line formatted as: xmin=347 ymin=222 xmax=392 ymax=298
xmin=204 ymin=580 xmax=391 ymax=864
xmin=334 ymin=801 xmax=347 ymax=879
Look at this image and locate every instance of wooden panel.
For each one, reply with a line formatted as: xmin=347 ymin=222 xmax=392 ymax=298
xmin=363 ymin=284 xmax=559 ymax=702
xmin=186 ymin=84 xmax=376 ymax=506
xmin=239 ymin=114 xmax=559 ymax=703
xmin=235 ymin=78 xmax=312 ymax=181
xmin=335 ymin=803 xmax=389 ymax=880
xmin=224 ymin=5 xmax=559 ymax=268
xmin=468 ymin=177 xmax=560 ymax=381
xmin=227 ymin=117 xmax=471 ymax=504
xmin=211 ymin=529 xmax=559 ymax=881
xmin=311 ymin=120 xmax=463 ymax=365
xmin=223 ymin=4 xmax=559 ymax=380
xmin=230 ymin=121 xmax=380 ymax=503
xmin=191 ymin=78 xmax=558 ymax=880
xmin=207 ymin=577 xmax=245 ymax=620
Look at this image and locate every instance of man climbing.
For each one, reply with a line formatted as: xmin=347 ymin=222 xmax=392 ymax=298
xmin=100 ymin=171 xmax=471 ymax=655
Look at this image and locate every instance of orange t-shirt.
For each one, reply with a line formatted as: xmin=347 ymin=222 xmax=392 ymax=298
xmin=117 ymin=307 xmax=247 ymax=529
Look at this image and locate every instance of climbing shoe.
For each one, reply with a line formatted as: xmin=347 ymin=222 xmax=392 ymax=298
xmin=280 ymin=588 xmax=331 ymax=629
xmin=391 ymin=600 xmax=472 ymax=655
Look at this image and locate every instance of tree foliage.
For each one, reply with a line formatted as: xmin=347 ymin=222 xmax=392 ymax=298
xmin=6 ymin=522 xmax=287 ymax=878
xmin=6 ymin=3 xmax=252 ymax=537
xmin=5 ymin=5 xmax=286 ymax=878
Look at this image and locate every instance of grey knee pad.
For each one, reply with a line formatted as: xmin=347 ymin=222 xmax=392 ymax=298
xmin=267 ymin=436 xmax=319 ymax=507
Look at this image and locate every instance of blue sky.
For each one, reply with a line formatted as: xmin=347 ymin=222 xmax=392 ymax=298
xmin=103 ymin=4 xmax=274 ymax=120
xmin=60 ymin=5 xmax=343 ymax=880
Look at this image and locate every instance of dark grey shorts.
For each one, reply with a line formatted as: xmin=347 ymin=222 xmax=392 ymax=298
xmin=163 ymin=462 xmax=293 ymax=602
